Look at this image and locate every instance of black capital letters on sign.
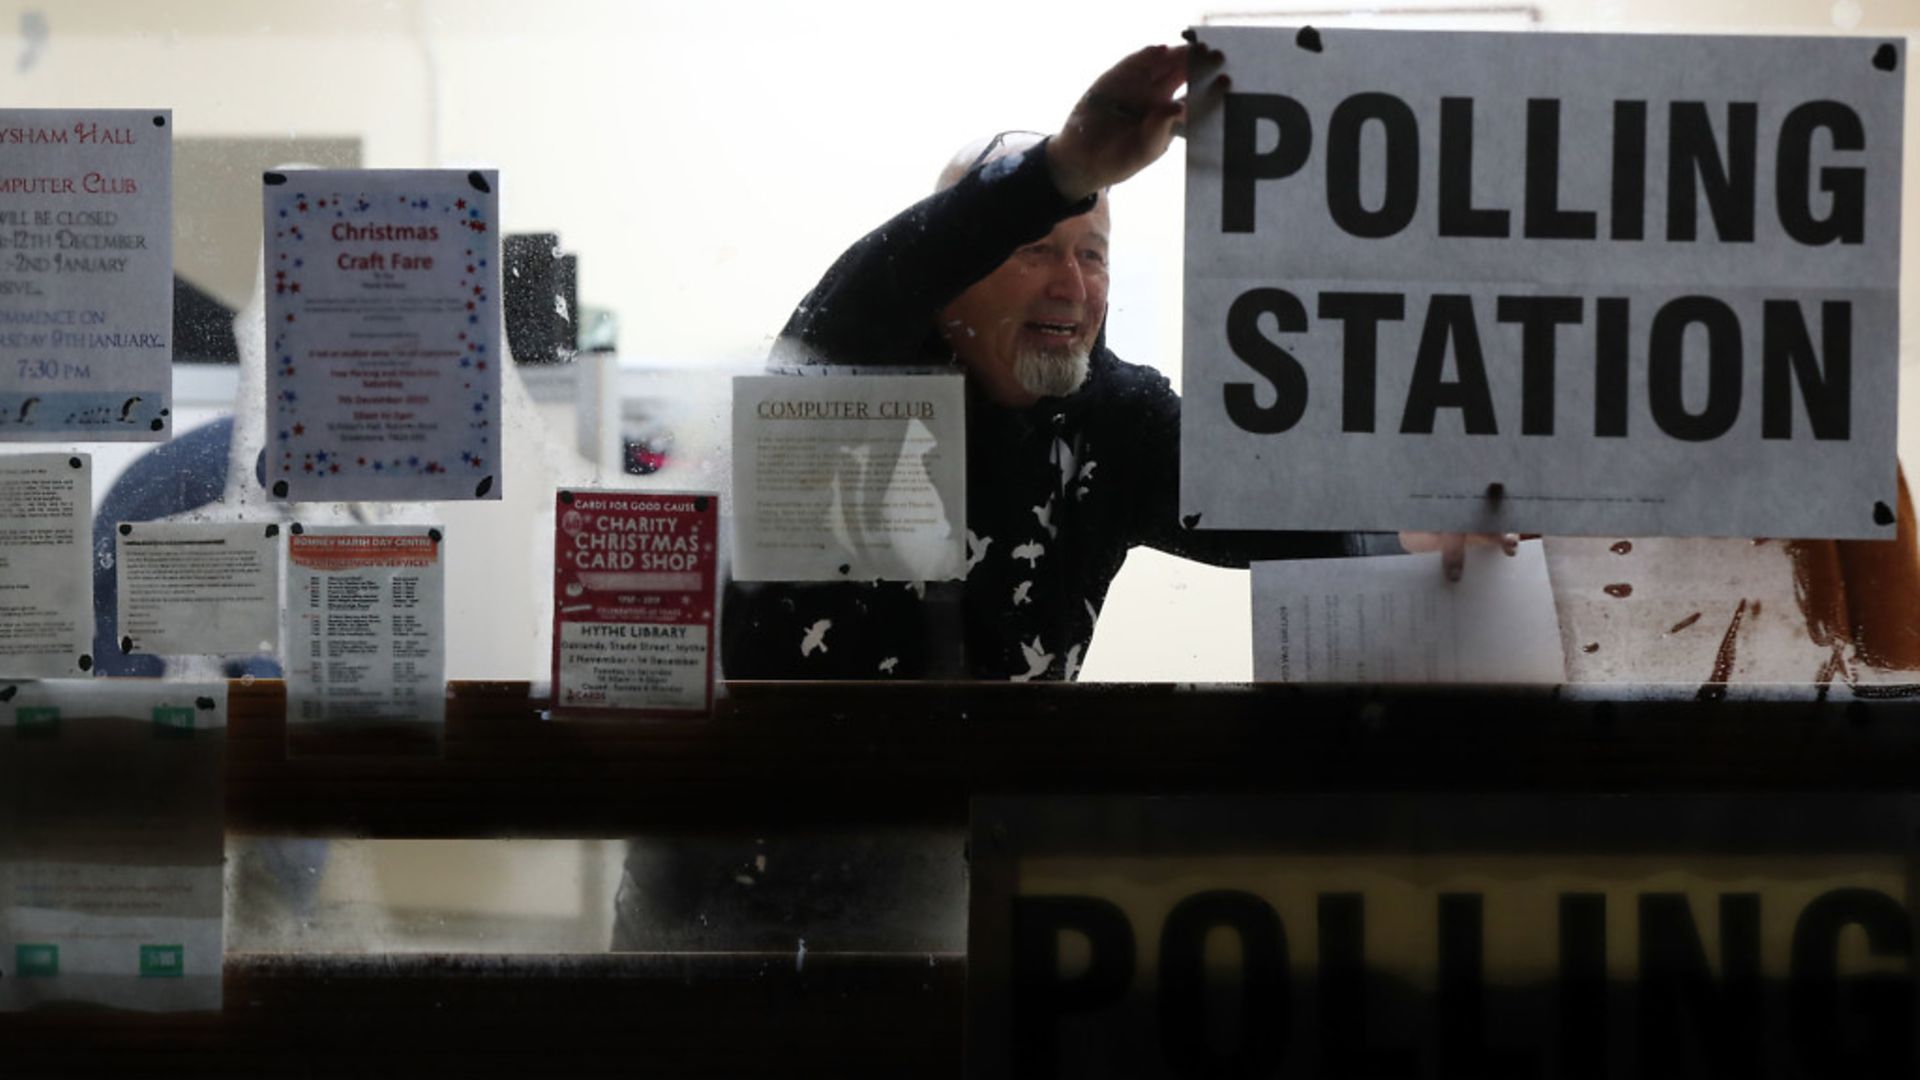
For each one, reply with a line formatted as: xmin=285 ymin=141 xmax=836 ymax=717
xmin=1402 ymin=295 xmax=1498 ymax=435
xmin=1320 ymin=292 xmax=1406 ymax=433
xmin=1594 ymin=297 xmax=1632 ymax=436
xmin=1638 ymin=893 xmax=1763 ymax=1079
xmin=1158 ymin=890 xmax=1290 ymax=1078
xmin=1011 ymin=896 xmax=1136 ymax=1079
xmin=1318 ymin=894 xmax=1418 ymax=1079
xmin=1789 ymin=887 xmax=1915 ymax=1077
xmin=1328 ymin=93 xmax=1420 ymax=239
xmin=1438 ymin=894 xmax=1539 ymax=1080
xmin=1611 ymin=101 xmax=1649 ymax=240
xmin=1525 ymin=99 xmax=1598 ymax=239
xmin=1649 ymin=297 xmax=1742 ymax=442
xmin=1777 ymin=101 xmax=1867 ymax=245
xmin=1558 ymin=894 xmax=1608 ymax=1080
xmin=1223 ymin=94 xmax=1313 ymax=234
xmin=1762 ymin=300 xmax=1851 ymax=440
xmin=1667 ymin=102 xmax=1758 ymax=242
xmin=1226 ymin=288 xmax=1310 ymax=434
xmin=1497 ymin=296 xmax=1584 ymax=435
xmin=1439 ymin=98 xmax=1511 ymax=238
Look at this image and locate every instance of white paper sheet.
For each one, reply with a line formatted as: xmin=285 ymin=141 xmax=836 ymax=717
xmin=284 ymin=525 xmax=445 ymax=734
xmin=0 ymin=109 xmax=174 ymax=442
xmin=0 ymin=680 xmax=225 ymax=1012
xmin=732 ymin=374 xmax=966 ymax=581
xmin=0 ymin=452 xmax=91 ymax=677
xmin=114 ymin=520 xmax=281 ymax=658
xmin=1181 ymin=29 xmax=1903 ymax=539
xmin=262 ymin=169 xmax=502 ymax=502
xmin=1251 ymin=542 xmax=1566 ymax=684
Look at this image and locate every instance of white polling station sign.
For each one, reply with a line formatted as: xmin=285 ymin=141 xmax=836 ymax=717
xmin=1180 ymin=28 xmax=1904 ymax=539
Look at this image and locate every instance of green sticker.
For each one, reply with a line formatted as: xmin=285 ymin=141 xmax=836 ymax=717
xmin=15 ymin=943 xmax=59 ymax=977
xmin=151 ymin=706 xmax=195 ymax=731
xmin=16 ymin=706 xmax=58 ymax=732
xmin=139 ymin=944 xmax=183 ymax=978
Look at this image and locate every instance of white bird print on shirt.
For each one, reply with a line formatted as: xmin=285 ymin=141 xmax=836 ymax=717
xmin=1063 ymin=644 xmax=1084 ymax=682
xmin=800 ymin=619 xmax=832 ymax=657
xmin=1012 ymin=637 xmax=1053 ymax=682
xmin=1031 ymin=497 xmax=1057 ymax=538
xmin=1012 ymin=580 xmax=1033 ymax=606
xmin=878 ymin=656 xmax=899 ymax=674
xmin=1011 ymin=541 xmax=1045 ymax=568
xmin=965 ymin=530 xmax=993 ymax=576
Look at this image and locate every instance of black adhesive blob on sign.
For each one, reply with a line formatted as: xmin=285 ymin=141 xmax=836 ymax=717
xmin=196 ymin=696 xmax=215 ymax=710
xmin=152 ymin=115 xmax=167 ymax=127
xmin=160 ymin=407 xmax=170 ymax=417
xmin=0 ymin=685 xmax=16 ymax=702
xmin=1874 ymin=501 xmax=1896 ymax=526
xmin=560 ymin=490 xmax=575 ymax=505
xmin=1873 ymin=44 xmax=1898 ymax=71
xmin=694 ymin=496 xmax=710 ymax=512
xmin=838 ymin=564 xmax=851 ymax=576
xmin=67 ymin=456 xmax=81 ymax=469
xmin=150 ymin=418 xmax=165 ymax=431
xmin=118 ymin=523 xmax=132 ymax=536
xmin=1296 ymin=26 xmax=1323 ymax=53
xmin=263 ymin=171 xmax=288 ymax=186
xmin=1486 ymin=482 xmax=1505 ymax=502
xmin=265 ymin=524 xmax=279 ymax=538
xmin=77 ymin=654 xmax=92 ymax=672
xmin=290 ymin=522 xmax=305 ymax=535
xmin=272 ymin=480 xmax=290 ymax=497
xmin=467 ymin=171 xmax=493 ymax=194
xmin=429 ymin=529 xmax=443 ymax=543
xmin=120 ymin=636 xmax=133 ymax=654
xmin=475 ymin=475 xmax=494 ymax=498
xmin=1182 ymin=512 xmax=1203 ymax=530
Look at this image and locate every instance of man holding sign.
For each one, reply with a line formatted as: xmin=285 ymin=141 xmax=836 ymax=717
xmin=724 ymin=40 xmax=1501 ymax=681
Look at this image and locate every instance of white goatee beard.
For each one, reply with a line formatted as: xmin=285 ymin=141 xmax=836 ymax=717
xmin=1013 ymin=343 xmax=1090 ymax=400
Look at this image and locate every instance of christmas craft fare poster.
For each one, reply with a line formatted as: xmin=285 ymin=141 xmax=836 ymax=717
xmin=552 ymin=491 xmax=717 ymax=716
xmin=262 ymin=169 xmax=501 ymax=502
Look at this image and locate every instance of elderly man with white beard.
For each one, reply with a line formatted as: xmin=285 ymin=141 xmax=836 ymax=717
xmin=721 ymin=41 xmax=1500 ymax=681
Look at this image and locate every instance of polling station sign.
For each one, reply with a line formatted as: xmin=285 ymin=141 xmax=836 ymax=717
xmin=969 ymin=795 xmax=1919 ymax=1079
xmin=1180 ymin=29 xmax=1904 ymax=539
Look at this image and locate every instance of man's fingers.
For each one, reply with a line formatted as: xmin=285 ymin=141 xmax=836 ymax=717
xmin=1442 ymin=533 xmax=1467 ymax=583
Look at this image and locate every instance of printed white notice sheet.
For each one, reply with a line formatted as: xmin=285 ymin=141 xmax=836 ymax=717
xmin=0 ymin=452 xmax=91 ymax=677
xmin=1252 ymin=541 xmax=1566 ymax=684
xmin=285 ymin=525 xmax=445 ymax=731
xmin=732 ymin=373 xmax=966 ymax=581
xmin=115 ymin=520 xmax=282 ymax=658
xmin=0 ymin=109 xmax=174 ymax=441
